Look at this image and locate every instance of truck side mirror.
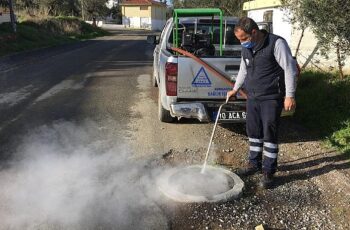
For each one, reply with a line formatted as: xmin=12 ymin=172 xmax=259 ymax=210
xmin=147 ymin=35 xmax=159 ymax=45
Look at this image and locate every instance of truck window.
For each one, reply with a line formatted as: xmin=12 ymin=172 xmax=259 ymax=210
xmin=168 ymin=23 xmax=240 ymax=45
xmin=167 ymin=23 xmax=240 ymax=56
xmin=223 ymin=26 xmax=240 ymax=45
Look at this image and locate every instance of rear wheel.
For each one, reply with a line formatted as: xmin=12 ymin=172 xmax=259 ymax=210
xmin=158 ymin=91 xmax=174 ymax=123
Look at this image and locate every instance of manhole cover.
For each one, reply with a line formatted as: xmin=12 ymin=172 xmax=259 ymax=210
xmin=157 ymin=165 xmax=244 ymax=203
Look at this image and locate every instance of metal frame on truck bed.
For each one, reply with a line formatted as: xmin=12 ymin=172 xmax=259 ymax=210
xmin=172 ymin=8 xmax=224 ymax=56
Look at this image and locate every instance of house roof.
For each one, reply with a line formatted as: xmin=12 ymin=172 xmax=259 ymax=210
xmin=120 ymin=0 xmax=166 ymax=7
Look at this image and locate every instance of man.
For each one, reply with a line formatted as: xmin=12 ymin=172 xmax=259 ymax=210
xmin=227 ymin=17 xmax=298 ymax=189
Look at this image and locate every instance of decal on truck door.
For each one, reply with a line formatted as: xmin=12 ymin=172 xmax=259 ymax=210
xmin=191 ymin=67 xmax=211 ymax=87
xmin=208 ymin=87 xmax=232 ymax=97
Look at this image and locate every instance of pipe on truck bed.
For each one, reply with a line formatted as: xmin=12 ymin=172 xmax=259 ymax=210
xmin=171 ymin=47 xmax=247 ymax=99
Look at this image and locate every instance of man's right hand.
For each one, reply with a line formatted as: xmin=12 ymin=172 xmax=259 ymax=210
xmin=226 ymin=89 xmax=237 ymax=103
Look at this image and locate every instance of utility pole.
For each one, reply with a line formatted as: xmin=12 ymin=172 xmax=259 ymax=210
xmin=81 ymin=0 xmax=85 ymax=20
xmin=8 ymin=0 xmax=16 ymax=33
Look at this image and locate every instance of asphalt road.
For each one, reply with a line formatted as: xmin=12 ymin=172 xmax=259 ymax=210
xmin=0 ymin=29 xmax=180 ymax=229
xmin=0 ymin=27 xmax=221 ymax=229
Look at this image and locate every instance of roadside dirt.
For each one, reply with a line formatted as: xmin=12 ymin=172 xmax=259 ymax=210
xmin=129 ymin=72 xmax=350 ymax=229
xmin=153 ymin=118 xmax=350 ymax=229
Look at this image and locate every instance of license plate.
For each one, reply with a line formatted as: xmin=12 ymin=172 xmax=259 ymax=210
xmin=214 ymin=111 xmax=247 ymax=121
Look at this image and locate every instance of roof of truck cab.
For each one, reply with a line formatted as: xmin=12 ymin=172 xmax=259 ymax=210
xmin=173 ymin=8 xmax=223 ymax=17
xmin=167 ymin=17 xmax=239 ymax=24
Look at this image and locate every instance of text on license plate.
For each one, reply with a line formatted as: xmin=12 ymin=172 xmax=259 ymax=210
xmin=218 ymin=111 xmax=246 ymax=120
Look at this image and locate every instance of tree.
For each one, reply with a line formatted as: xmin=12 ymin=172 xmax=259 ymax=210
xmin=282 ymin=0 xmax=350 ymax=79
xmin=39 ymin=0 xmax=64 ymax=15
xmin=281 ymin=0 xmax=310 ymax=57
xmin=9 ymin=0 xmax=17 ymax=32
xmin=0 ymin=0 xmax=8 ymax=6
xmin=59 ymin=0 xmax=81 ymax=16
xmin=81 ymin=0 xmax=109 ymax=20
xmin=14 ymin=0 xmax=109 ymax=19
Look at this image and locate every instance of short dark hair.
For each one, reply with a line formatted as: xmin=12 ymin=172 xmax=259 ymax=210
xmin=234 ymin=17 xmax=259 ymax=35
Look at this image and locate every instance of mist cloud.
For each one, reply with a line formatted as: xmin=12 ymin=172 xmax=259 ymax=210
xmin=0 ymin=121 xmax=167 ymax=230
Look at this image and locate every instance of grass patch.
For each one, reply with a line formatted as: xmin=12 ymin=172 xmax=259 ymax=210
xmin=328 ymin=121 xmax=350 ymax=154
xmin=0 ymin=17 xmax=109 ymax=56
xmin=295 ymin=71 xmax=350 ymax=153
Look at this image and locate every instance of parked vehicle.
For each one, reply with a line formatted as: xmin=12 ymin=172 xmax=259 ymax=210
xmin=147 ymin=8 xmax=247 ymax=123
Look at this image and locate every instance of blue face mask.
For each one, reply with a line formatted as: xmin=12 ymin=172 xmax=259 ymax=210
xmin=241 ymin=41 xmax=255 ymax=49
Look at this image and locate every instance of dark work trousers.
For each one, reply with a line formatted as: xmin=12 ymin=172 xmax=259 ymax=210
xmin=246 ymin=98 xmax=283 ymax=174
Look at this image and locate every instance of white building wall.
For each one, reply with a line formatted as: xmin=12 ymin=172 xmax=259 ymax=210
xmin=123 ymin=16 xmax=141 ymax=28
xmin=140 ymin=17 xmax=151 ymax=29
xmin=0 ymin=13 xmax=10 ymax=24
xmin=273 ymin=9 xmax=292 ymax=44
xmin=123 ymin=16 xmax=153 ymax=30
xmin=129 ymin=17 xmax=141 ymax=28
xmin=248 ymin=7 xmax=350 ymax=73
xmin=151 ymin=19 xmax=165 ymax=31
xmin=122 ymin=16 xmax=130 ymax=27
xmin=247 ymin=8 xmax=292 ymax=44
xmin=291 ymin=25 xmax=350 ymax=72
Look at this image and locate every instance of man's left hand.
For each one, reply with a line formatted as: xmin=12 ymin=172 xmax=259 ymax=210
xmin=284 ymin=97 xmax=296 ymax=111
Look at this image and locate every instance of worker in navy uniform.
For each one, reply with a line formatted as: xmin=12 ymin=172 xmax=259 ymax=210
xmin=227 ymin=17 xmax=298 ymax=189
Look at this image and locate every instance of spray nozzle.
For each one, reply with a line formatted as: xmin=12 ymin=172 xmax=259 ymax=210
xmin=225 ymin=94 xmax=230 ymax=104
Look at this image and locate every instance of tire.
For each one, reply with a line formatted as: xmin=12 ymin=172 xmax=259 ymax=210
xmin=158 ymin=91 xmax=174 ymax=123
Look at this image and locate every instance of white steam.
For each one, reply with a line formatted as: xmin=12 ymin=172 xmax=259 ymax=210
xmin=0 ymin=121 xmax=167 ymax=230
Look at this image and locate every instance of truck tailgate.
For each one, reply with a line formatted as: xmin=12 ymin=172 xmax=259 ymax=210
xmin=177 ymin=56 xmax=241 ymax=99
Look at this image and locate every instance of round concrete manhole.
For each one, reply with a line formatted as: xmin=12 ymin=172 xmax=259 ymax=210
xmin=157 ymin=165 xmax=244 ymax=203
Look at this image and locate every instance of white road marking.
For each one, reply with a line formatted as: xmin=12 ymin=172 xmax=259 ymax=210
xmin=0 ymin=85 xmax=35 ymax=106
xmin=35 ymin=80 xmax=85 ymax=102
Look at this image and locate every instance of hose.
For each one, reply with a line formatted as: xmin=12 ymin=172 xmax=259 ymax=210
xmin=201 ymin=96 xmax=229 ymax=174
xmin=171 ymin=47 xmax=247 ymax=99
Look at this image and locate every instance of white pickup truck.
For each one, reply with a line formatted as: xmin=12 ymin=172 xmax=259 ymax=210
xmin=148 ymin=9 xmax=247 ymax=123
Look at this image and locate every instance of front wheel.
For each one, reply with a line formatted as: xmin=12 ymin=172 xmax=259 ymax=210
xmin=158 ymin=91 xmax=174 ymax=123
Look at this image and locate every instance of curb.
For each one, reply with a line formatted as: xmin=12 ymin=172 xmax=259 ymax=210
xmin=157 ymin=165 xmax=244 ymax=203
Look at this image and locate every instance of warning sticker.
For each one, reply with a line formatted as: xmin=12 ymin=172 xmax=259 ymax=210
xmin=191 ymin=67 xmax=211 ymax=87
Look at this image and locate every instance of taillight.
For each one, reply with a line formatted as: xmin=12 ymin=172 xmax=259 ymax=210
xmin=165 ymin=62 xmax=177 ymax=96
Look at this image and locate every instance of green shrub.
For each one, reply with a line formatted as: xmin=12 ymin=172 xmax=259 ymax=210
xmin=0 ymin=23 xmax=13 ymax=35
xmin=295 ymin=71 xmax=350 ymax=136
xmin=295 ymin=71 xmax=350 ymax=154
xmin=328 ymin=121 xmax=350 ymax=153
xmin=0 ymin=17 xmax=109 ymax=56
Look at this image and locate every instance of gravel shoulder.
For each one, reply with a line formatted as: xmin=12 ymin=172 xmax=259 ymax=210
xmin=154 ymin=119 xmax=350 ymax=229
xmin=131 ymin=74 xmax=350 ymax=229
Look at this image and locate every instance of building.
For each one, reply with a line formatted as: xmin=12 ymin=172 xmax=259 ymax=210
xmin=0 ymin=5 xmax=11 ymax=24
xmin=243 ymin=0 xmax=350 ymax=73
xmin=120 ymin=0 xmax=167 ymax=30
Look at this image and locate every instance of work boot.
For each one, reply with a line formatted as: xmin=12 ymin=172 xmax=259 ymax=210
xmin=259 ymin=172 xmax=275 ymax=189
xmin=236 ymin=163 xmax=261 ymax=176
